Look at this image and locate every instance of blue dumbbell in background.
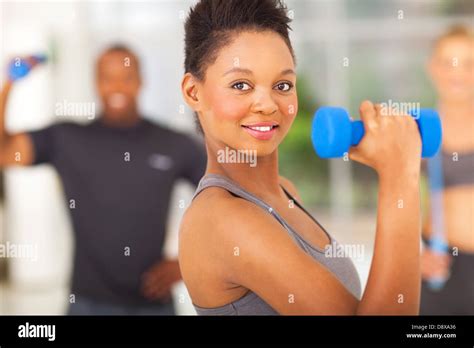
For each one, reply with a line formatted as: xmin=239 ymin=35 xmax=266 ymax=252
xmin=8 ymin=54 xmax=48 ymax=82
xmin=426 ymin=236 xmax=449 ymax=291
xmin=311 ymin=106 xmax=442 ymax=158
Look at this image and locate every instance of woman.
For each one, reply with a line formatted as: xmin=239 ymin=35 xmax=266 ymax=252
xmin=421 ymin=25 xmax=474 ymax=315
xmin=179 ymin=0 xmax=422 ymax=315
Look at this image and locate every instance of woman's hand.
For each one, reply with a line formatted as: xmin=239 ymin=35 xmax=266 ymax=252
xmin=349 ymin=100 xmax=422 ymax=179
xmin=421 ymin=248 xmax=452 ymax=281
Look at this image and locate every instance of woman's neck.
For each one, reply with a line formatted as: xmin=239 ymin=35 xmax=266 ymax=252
xmin=438 ymin=99 xmax=474 ymax=152
xmin=438 ymin=100 xmax=473 ymax=122
xmin=205 ymin=142 xmax=283 ymax=198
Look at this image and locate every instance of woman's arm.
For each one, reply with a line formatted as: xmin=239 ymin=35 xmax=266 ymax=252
xmin=181 ymin=101 xmax=423 ymax=315
xmin=280 ymin=100 xmax=422 ymax=314
xmin=180 ymin=193 xmax=359 ymax=314
xmin=356 ymin=170 xmax=421 ymax=314
xmin=278 ymin=173 xmax=421 ymax=314
xmin=349 ymin=100 xmax=422 ymax=314
xmin=183 ymin=178 xmax=419 ymax=314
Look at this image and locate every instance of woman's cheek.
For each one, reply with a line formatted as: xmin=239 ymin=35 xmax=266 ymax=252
xmin=210 ymin=90 xmax=249 ymax=122
xmin=280 ymin=97 xmax=298 ymax=124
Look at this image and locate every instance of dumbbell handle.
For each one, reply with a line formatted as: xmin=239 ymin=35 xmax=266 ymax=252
xmin=344 ymin=110 xmax=441 ymax=158
xmin=349 ymin=110 xmax=423 ymax=147
xmin=350 ymin=120 xmax=365 ymax=146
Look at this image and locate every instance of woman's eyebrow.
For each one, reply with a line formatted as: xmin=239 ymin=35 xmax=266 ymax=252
xmin=281 ymin=68 xmax=296 ymax=76
xmin=222 ymin=67 xmax=296 ymax=77
xmin=222 ymin=67 xmax=253 ymax=76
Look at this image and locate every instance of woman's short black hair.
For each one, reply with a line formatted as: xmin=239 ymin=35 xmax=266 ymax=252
xmin=184 ymin=0 xmax=294 ymax=81
xmin=183 ymin=0 xmax=295 ymax=133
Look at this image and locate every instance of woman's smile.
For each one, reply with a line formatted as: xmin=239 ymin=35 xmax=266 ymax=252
xmin=241 ymin=121 xmax=280 ymax=140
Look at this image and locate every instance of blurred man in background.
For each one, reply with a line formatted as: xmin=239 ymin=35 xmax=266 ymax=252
xmin=0 ymin=45 xmax=206 ymax=315
xmin=421 ymin=25 xmax=474 ymax=315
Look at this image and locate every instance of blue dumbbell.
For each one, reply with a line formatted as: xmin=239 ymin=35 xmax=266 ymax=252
xmin=311 ymin=106 xmax=442 ymax=158
xmin=8 ymin=54 xmax=48 ymax=81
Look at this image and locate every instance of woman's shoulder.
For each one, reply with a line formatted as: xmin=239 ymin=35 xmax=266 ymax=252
xmin=181 ymin=176 xmax=300 ymax=241
xmin=180 ymin=186 xmax=263 ymax=241
xmin=179 ymin=183 xmax=296 ymax=264
xmin=279 ymin=175 xmax=301 ymax=201
xmin=178 ymin=185 xmax=283 ymax=289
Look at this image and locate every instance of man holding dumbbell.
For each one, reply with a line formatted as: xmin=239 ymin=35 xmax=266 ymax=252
xmin=0 ymin=45 xmax=206 ymax=315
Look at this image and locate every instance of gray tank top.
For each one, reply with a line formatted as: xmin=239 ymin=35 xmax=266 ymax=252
xmin=191 ymin=174 xmax=361 ymax=315
xmin=441 ymin=150 xmax=474 ymax=188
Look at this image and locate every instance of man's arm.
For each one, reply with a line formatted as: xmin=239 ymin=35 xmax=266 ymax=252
xmin=0 ymin=81 xmax=35 ymax=168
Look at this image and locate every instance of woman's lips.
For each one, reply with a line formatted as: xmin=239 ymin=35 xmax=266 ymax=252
xmin=241 ymin=124 xmax=279 ymax=140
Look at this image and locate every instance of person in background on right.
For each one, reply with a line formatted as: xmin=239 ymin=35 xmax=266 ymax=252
xmin=421 ymin=25 xmax=474 ymax=315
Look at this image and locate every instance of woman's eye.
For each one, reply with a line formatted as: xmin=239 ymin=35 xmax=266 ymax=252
xmin=275 ymin=82 xmax=293 ymax=92
xmin=232 ymin=82 xmax=251 ymax=91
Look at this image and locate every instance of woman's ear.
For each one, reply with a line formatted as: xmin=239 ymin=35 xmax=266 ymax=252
xmin=181 ymin=73 xmax=200 ymax=111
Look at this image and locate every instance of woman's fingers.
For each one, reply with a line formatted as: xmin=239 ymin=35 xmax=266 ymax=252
xmin=359 ymin=100 xmax=378 ymax=129
xmin=421 ymin=249 xmax=452 ymax=279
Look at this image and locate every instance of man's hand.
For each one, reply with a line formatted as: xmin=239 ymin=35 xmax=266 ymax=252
xmin=140 ymin=259 xmax=182 ymax=301
xmin=8 ymin=55 xmax=47 ymax=82
xmin=421 ymin=248 xmax=452 ymax=280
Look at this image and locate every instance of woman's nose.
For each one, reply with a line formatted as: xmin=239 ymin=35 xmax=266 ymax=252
xmin=250 ymin=88 xmax=278 ymax=115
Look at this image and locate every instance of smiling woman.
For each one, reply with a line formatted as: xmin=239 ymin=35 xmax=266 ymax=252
xmin=178 ymin=0 xmax=423 ymax=315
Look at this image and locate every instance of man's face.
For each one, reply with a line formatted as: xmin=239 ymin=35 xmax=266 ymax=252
xmin=96 ymin=50 xmax=142 ymax=122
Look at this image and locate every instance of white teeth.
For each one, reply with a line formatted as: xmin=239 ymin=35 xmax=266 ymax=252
xmin=248 ymin=126 xmax=272 ymax=132
xmin=108 ymin=93 xmax=127 ymax=108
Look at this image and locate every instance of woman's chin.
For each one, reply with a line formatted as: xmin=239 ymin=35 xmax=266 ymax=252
xmin=209 ymin=133 xmax=281 ymax=160
xmin=239 ymin=142 xmax=279 ymax=158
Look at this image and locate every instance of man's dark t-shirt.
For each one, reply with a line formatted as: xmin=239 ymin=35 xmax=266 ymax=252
xmin=28 ymin=118 xmax=206 ymax=306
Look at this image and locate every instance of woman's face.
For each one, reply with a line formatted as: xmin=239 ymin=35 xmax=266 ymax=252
xmin=195 ymin=30 xmax=297 ymax=157
xmin=429 ymin=36 xmax=474 ymax=103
